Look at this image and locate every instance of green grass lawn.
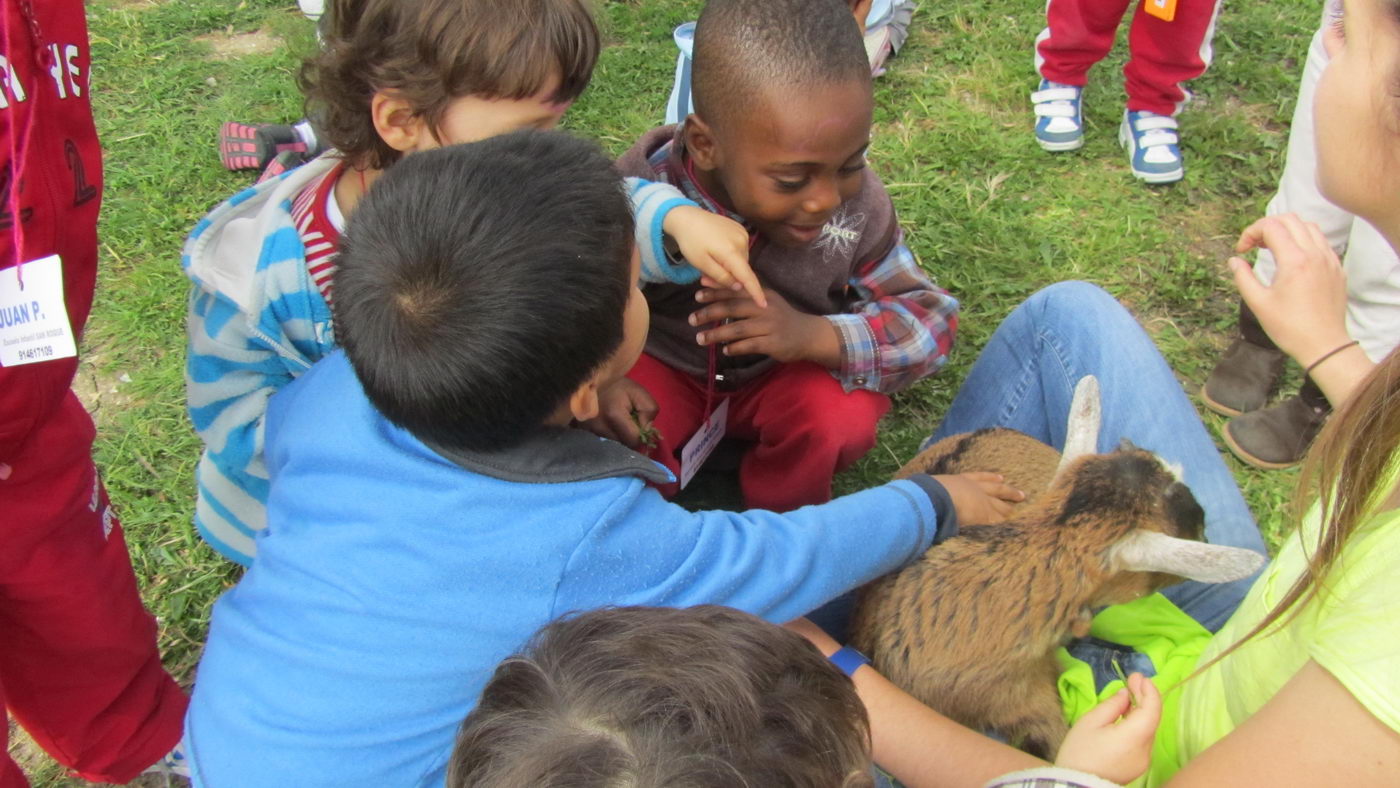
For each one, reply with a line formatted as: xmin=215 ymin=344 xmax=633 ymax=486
xmin=14 ymin=0 xmax=1321 ymax=783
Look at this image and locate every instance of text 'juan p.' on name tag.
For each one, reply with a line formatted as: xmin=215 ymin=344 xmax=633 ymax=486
xmin=0 ymin=255 xmax=78 ymax=367
xmin=679 ymin=396 xmax=729 ymax=490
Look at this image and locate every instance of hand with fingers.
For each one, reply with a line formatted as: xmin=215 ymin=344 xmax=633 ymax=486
xmin=688 ymin=287 xmax=842 ymax=367
xmin=1228 ymin=213 xmax=1350 ymax=368
xmin=932 ymin=472 xmax=1025 ymax=526
xmin=580 ymin=377 xmax=660 ymax=450
xmin=663 ymin=206 xmax=767 ymax=307
xmin=1054 ymin=672 xmax=1162 ymax=786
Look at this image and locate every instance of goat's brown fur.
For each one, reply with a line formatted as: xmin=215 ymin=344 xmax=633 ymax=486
xmin=852 ymin=432 xmax=1205 ymax=758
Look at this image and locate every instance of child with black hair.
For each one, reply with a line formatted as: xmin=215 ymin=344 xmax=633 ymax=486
xmin=184 ymin=0 xmax=758 ymax=566
xmin=185 ymin=131 xmax=1020 ymax=787
xmin=614 ymin=0 xmax=960 ymax=512
xmin=448 ymin=606 xmax=1162 ymax=788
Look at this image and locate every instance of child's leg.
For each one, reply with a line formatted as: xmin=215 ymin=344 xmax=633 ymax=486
xmin=1035 ymin=0 xmax=1135 ymax=87
xmin=729 ymin=362 xmax=890 ymax=512
xmin=0 ymin=394 xmax=187 ymax=783
xmin=1122 ymin=0 xmax=1223 ymax=115
xmin=626 ymin=353 xmax=709 ymax=498
xmin=930 ymin=282 xmax=1264 ymax=632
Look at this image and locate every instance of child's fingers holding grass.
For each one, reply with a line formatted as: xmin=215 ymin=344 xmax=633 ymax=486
xmin=1055 ymin=672 xmax=1162 ymax=785
xmin=581 ymin=378 xmax=659 ymax=449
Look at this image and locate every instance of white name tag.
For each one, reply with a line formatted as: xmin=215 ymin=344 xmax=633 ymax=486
xmin=0 ymin=255 xmax=78 ymax=367
xmin=679 ymin=397 xmax=729 ymax=490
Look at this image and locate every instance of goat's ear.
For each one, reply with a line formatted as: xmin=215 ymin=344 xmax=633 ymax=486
xmin=1106 ymin=530 xmax=1265 ymax=583
xmin=1054 ymin=376 xmax=1102 ymax=480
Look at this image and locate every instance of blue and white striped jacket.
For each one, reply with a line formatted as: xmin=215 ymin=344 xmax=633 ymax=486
xmin=183 ymin=155 xmax=698 ymax=565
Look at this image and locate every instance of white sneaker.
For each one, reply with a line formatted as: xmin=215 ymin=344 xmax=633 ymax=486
xmin=1118 ymin=110 xmax=1184 ymax=184
xmin=1031 ymin=79 xmax=1084 ymax=152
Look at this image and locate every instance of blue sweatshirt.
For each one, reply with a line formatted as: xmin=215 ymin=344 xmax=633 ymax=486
xmin=185 ymin=351 xmax=951 ymax=787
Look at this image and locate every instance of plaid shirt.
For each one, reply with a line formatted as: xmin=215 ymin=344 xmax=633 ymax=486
xmin=642 ymin=137 xmax=958 ymax=394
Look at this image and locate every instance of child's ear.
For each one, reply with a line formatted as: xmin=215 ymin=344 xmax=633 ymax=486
xmin=567 ymin=376 xmax=604 ymax=424
xmin=371 ymin=91 xmax=429 ymax=153
xmin=684 ymin=115 xmax=722 ymax=172
xmin=849 ymin=0 xmax=874 ymax=34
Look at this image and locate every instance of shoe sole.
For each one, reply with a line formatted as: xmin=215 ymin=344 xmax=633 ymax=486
xmin=1131 ymin=167 xmax=1184 ymax=184
xmin=1199 ymin=385 xmax=1245 ymax=418
xmin=1037 ymin=137 xmax=1084 ymax=153
xmin=1221 ymin=423 xmax=1301 ymax=470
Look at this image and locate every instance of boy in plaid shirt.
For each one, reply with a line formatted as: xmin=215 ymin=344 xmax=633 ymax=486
xmin=612 ymin=0 xmax=958 ymax=511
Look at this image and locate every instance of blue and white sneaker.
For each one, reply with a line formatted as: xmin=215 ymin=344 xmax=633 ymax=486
xmin=143 ymin=742 xmax=191 ymax=782
xmin=1031 ymin=79 xmax=1083 ymax=152
xmin=1118 ymin=110 xmax=1184 ymax=184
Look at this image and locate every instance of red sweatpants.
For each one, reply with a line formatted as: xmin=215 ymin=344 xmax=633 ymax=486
xmin=1036 ymin=0 xmax=1223 ymax=116
xmin=0 ymin=394 xmax=187 ymax=787
xmin=627 ymin=354 xmax=890 ymax=512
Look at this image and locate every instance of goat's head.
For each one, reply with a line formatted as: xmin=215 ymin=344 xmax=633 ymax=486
xmin=1038 ymin=378 xmax=1264 ymax=607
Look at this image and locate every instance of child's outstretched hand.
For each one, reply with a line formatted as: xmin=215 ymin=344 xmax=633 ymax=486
xmin=581 ymin=378 xmax=659 ymax=450
xmin=1229 ymin=213 xmax=1350 ymax=367
xmin=1055 ymin=672 xmax=1162 ymax=786
xmin=664 ymin=205 xmax=767 ymax=307
xmin=932 ymin=472 xmax=1024 ymax=526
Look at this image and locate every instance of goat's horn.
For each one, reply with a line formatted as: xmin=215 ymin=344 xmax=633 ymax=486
xmin=1107 ymin=530 xmax=1266 ymax=583
xmin=1054 ymin=376 xmax=1102 ymax=479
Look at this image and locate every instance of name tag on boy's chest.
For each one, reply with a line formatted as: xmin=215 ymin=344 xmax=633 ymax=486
xmin=0 ymin=255 xmax=78 ymax=367
xmin=1144 ymin=0 xmax=1176 ymax=22
xmin=679 ymin=397 xmax=729 ymax=490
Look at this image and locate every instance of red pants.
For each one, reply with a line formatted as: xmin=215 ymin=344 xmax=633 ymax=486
xmin=627 ymin=354 xmax=890 ymax=512
xmin=0 ymin=394 xmax=187 ymax=787
xmin=1036 ymin=0 xmax=1222 ymax=115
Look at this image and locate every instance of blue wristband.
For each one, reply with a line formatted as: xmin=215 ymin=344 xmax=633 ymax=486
xmin=828 ymin=646 xmax=871 ymax=677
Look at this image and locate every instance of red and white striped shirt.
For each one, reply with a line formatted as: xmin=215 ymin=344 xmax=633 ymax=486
xmin=292 ymin=162 xmax=345 ymax=306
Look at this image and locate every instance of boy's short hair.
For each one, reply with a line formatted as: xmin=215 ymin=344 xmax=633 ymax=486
xmin=332 ymin=130 xmax=633 ymax=453
xmin=448 ymin=606 xmax=875 ymax=788
xmin=302 ymin=0 xmax=599 ymax=170
xmin=691 ymin=0 xmax=870 ymax=130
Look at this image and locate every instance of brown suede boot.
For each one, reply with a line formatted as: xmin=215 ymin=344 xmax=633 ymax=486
xmin=1202 ymin=301 xmax=1286 ymax=417
xmin=1223 ymin=380 xmax=1331 ymax=469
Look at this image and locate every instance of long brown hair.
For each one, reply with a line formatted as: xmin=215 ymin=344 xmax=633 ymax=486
xmin=1200 ymin=348 xmax=1400 ymax=670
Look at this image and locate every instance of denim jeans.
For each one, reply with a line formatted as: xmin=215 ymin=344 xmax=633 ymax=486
xmin=928 ymin=281 xmax=1267 ymax=635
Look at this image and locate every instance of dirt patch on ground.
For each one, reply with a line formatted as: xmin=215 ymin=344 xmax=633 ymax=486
xmin=196 ymin=28 xmax=282 ymax=61
xmin=71 ymin=349 xmax=136 ymax=428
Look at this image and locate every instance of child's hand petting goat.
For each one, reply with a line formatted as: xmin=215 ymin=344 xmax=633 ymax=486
xmin=934 ymin=472 xmax=1026 ymax=525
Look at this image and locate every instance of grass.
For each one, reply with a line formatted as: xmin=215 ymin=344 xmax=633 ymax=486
xmin=14 ymin=0 xmax=1320 ymax=783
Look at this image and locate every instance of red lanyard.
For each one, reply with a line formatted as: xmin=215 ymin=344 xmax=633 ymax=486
xmin=700 ymin=231 xmax=759 ymax=426
xmin=3 ymin=1 xmax=47 ymax=287
xmin=680 ymin=145 xmax=759 ymax=427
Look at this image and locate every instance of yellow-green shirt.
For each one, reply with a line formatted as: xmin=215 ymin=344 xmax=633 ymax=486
xmin=1175 ymin=501 xmax=1400 ymax=770
xmin=1058 ymin=500 xmax=1400 ymax=786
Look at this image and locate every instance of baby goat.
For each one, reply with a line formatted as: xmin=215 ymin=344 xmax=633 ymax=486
xmin=849 ymin=377 xmax=1263 ymax=758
